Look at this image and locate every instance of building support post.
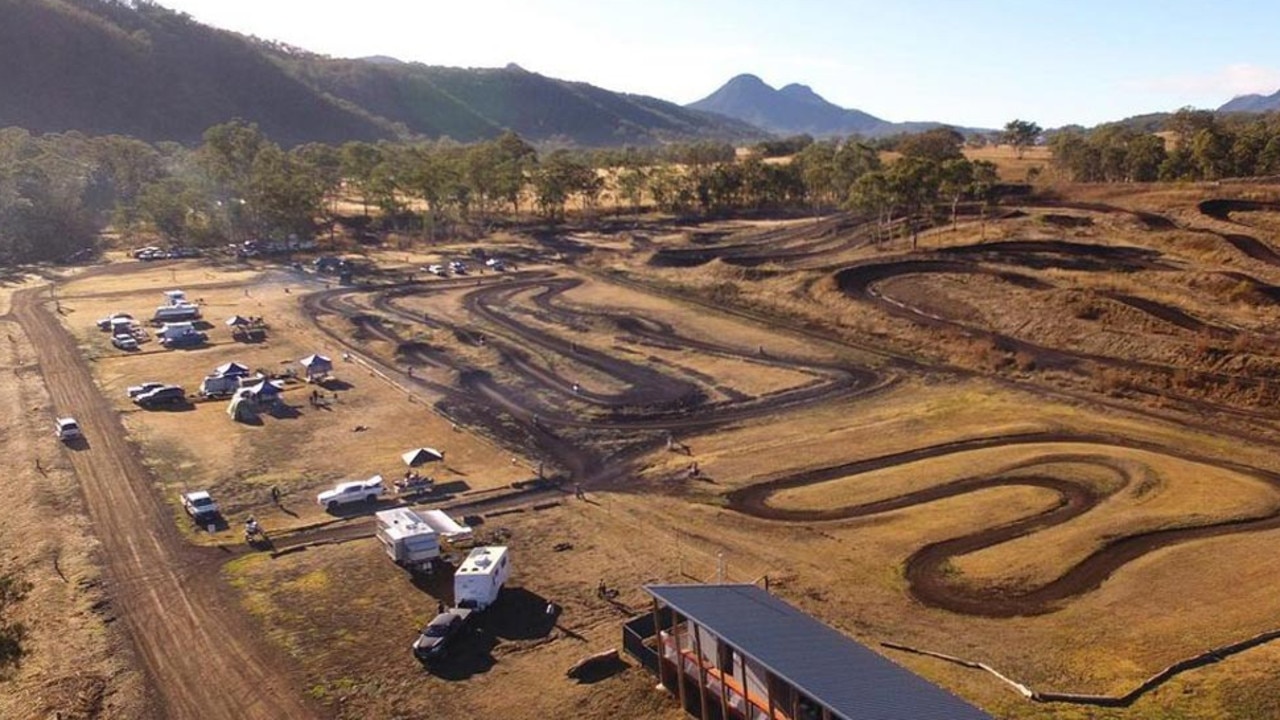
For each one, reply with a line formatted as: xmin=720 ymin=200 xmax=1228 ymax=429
xmin=652 ymin=599 xmax=669 ymax=691
xmin=766 ymin=671 xmax=777 ymax=720
xmin=674 ymin=613 xmax=689 ymax=713
xmin=691 ymin=623 xmax=711 ymax=720
xmin=718 ymin=644 xmax=731 ymax=720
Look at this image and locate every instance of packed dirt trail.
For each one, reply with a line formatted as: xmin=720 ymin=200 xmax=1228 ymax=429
xmin=12 ymin=286 xmax=318 ymax=720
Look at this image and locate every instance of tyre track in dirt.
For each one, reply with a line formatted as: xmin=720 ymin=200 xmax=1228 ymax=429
xmin=303 ymin=272 xmax=890 ymax=492
xmin=727 ymin=432 xmax=1280 ymax=617
xmin=13 ymin=286 xmax=319 ymax=720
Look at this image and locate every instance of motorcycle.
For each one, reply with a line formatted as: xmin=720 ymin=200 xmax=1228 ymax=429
xmin=244 ymin=517 xmax=266 ymax=544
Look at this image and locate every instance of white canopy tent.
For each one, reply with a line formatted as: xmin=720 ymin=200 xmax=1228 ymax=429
xmin=300 ymin=354 xmax=334 ymax=381
xmin=401 ymin=447 xmax=444 ymax=467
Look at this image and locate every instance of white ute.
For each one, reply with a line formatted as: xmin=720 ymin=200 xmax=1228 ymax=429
xmin=55 ymin=417 xmax=81 ymax=441
xmin=317 ymin=475 xmax=385 ymax=511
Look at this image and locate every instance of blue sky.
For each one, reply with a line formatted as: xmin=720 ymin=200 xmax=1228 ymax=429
xmin=158 ymin=0 xmax=1280 ymax=129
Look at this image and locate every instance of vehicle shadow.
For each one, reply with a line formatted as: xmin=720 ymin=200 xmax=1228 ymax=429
xmin=62 ymin=436 xmax=90 ymax=451
xmin=139 ymin=402 xmax=197 ymax=413
xmin=321 ymin=497 xmax=396 ymax=518
xmin=431 ymin=480 xmax=471 ymax=497
xmin=423 ymin=630 xmax=498 ymax=681
xmin=479 ymin=587 xmax=556 ymax=641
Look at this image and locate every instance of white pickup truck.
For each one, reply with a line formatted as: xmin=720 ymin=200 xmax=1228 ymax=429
xmin=317 ymin=476 xmax=385 ymax=511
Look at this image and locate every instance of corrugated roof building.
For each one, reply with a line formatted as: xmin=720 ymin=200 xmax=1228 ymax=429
xmin=622 ymin=583 xmax=994 ymax=720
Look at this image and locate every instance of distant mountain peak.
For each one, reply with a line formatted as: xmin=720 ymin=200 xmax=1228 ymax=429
xmin=358 ymin=55 xmax=403 ymax=65
xmin=726 ymin=73 xmax=770 ymax=87
xmin=689 ymin=75 xmax=886 ymax=137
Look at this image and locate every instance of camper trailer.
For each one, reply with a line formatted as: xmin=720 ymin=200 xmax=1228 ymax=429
xmin=200 ymin=374 xmax=245 ymax=398
xmin=158 ymin=322 xmax=207 ymax=348
xmin=375 ymin=508 xmax=441 ymax=572
xmin=153 ymin=303 xmax=201 ymax=323
xmin=453 ymin=546 xmax=510 ymax=611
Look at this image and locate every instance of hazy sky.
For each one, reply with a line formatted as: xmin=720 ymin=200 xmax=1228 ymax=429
xmin=157 ymin=0 xmax=1280 ymax=129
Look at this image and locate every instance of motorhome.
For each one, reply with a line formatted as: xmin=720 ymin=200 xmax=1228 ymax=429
xmin=375 ymin=508 xmax=441 ymax=572
xmin=453 ymin=546 xmax=510 ymax=610
xmin=153 ymin=303 xmax=201 ymax=322
xmin=158 ymin=322 xmax=207 ymax=347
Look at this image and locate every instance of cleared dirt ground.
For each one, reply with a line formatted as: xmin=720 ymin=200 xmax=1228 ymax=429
xmin=14 ymin=181 xmax=1280 ymax=720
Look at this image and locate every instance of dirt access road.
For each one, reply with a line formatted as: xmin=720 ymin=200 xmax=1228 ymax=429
xmin=12 ymin=286 xmax=317 ymax=720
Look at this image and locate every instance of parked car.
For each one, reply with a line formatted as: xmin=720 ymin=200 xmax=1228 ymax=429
xmin=97 ymin=312 xmax=133 ymax=331
xmin=411 ymin=608 xmax=472 ymax=663
xmin=181 ymin=490 xmax=219 ymax=522
xmin=426 ymin=264 xmax=447 ymax=277
xmin=134 ymin=385 xmax=186 ymax=408
xmin=317 ymin=476 xmax=385 ymax=511
xmin=55 ymin=417 xmax=81 ymax=441
xmin=160 ymin=331 xmax=208 ymax=348
xmin=127 ymin=381 xmax=166 ymax=399
xmin=449 ymin=261 xmax=467 ymax=275
xmin=112 ymin=334 xmax=139 ymax=351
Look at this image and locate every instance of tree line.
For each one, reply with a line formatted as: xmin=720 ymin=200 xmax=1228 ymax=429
xmin=0 ymin=120 xmax=1019 ymax=264
xmin=1050 ymin=108 xmax=1280 ymax=182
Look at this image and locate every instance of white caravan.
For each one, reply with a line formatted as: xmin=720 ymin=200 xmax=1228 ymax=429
xmin=453 ymin=546 xmax=510 ymax=611
xmin=375 ymin=508 xmax=441 ymax=571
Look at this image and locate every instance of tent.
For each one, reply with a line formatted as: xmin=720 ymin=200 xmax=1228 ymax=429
xmin=402 ymin=447 xmax=444 ymax=466
xmin=226 ymin=392 xmax=257 ymax=422
xmin=244 ymin=379 xmax=284 ymax=405
xmin=300 ymin=354 xmax=333 ymax=382
xmin=226 ymin=315 xmax=250 ymax=327
xmin=213 ymin=361 xmax=251 ymax=378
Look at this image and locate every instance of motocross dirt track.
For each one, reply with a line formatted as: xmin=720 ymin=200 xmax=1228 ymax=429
xmin=12 ymin=285 xmax=319 ymax=720
xmin=26 ymin=190 xmax=1280 ymax=719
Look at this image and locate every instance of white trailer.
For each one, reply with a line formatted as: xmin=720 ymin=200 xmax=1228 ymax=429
xmin=453 ymin=546 xmax=509 ymax=610
xmin=199 ymin=373 xmax=262 ymax=398
xmin=375 ymin=508 xmax=441 ymax=571
xmin=153 ymin=303 xmax=201 ymax=322
xmin=157 ymin=322 xmax=196 ymax=341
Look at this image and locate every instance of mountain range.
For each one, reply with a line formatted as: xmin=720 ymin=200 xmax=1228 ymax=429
xmin=0 ymin=0 xmax=761 ymax=147
xmin=6 ymin=0 xmax=1269 ymax=149
xmin=1219 ymin=89 xmax=1280 ymax=114
xmin=687 ymin=74 xmax=992 ymax=138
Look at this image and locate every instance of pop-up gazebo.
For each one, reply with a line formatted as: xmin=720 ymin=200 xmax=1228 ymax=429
xmin=401 ymin=447 xmax=444 ymax=467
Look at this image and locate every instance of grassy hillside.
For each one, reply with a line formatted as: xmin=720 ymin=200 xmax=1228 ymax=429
xmin=0 ymin=0 xmax=764 ymax=147
xmin=288 ymin=59 xmax=765 ymax=146
xmin=0 ymin=0 xmax=393 ymax=145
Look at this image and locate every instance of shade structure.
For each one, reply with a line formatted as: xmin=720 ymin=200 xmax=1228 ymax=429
xmin=300 ymin=354 xmax=333 ymax=375
xmin=244 ymin=379 xmax=284 ymax=399
xmin=402 ymin=447 xmax=444 ymax=466
xmin=226 ymin=315 xmax=250 ymax=327
xmin=214 ymin=361 xmax=251 ymax=378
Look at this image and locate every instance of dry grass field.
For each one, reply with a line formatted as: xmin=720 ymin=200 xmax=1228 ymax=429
xmin=13 ymin=179 xmax=1280 ymax=720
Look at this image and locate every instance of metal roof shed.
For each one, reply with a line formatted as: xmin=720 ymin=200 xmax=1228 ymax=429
xmin=641 ymin=584 xmax=993 ymax=720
